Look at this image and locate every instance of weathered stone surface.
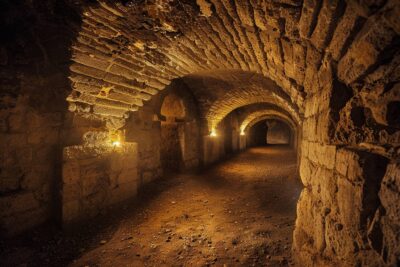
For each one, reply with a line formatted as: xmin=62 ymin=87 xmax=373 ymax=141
xmin=380 ymin=161 xmax=400 ymax=223
xmin=62 ymin=142 xmax=139 ymax=225
xmin=338 ymin=13 xmax=398 ymax=84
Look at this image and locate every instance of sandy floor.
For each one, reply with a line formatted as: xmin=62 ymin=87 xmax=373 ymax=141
xmin=1 ymin=146 xmax=302 ymax=267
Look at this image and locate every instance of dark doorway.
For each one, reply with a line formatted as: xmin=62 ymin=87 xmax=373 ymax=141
xmin=160 ymin=93 xmax=186 ymax=172
xmin=249 ymin=120 xmax=268 ymax=146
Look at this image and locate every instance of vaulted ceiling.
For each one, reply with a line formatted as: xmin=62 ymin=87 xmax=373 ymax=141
xmin=67 ymin=0 xmax=399 ymax=130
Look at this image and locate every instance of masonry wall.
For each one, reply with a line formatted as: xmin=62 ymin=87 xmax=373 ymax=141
xmin=0 ymin=1 xmax=82 ymax=236
xmin=294 ymin=56 xmax=400 ymax=267
xmin=62 ymin=140 xmax=138 ymax=225
xmin=125 ymin=106 xmax=163 ymax=185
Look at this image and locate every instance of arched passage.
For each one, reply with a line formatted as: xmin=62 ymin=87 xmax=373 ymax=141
xmin=158 ymin=83 xmax=201 ymax=173
xmin=160 ymin=93 xmax=186 ymax=172
xmin=266 ymin=119 xmax=292 ymax=145
xmin=0 ymin=1 xmax=399 ymax=267
xmin=245 ymin=114 xmax=298 ymax=149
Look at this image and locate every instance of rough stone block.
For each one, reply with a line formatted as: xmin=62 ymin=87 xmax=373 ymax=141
xmin=298 ymin=0 xmax=320 ymax=39
xmin=317 ymin=167 xmax=336 ymax=207
xmin=0 ymin=192 xmax=40 ymax=217
xmin=117 ymin=168 xmax=138 ymax=185
xmin=307 ymin=142 xmax=318 ymax=163
xmin=2 ymin=206 xmax=49 ymax=237
xmin=319 ymin=145 xmax=336 ymax=170
xmin=299 ymin=157 xmax=313 ymax=186
xmin=63 ymin=160 xmax=80 ymax=184
xmin=28 ymin=128 xmax=59 ymax=145
xmin=379 ymin=161 xmax=400 ymax=222
xmin=383 ymin=2 xmax=400 ymax=34
xmin=109 ymin=181 xmax=138 ymax=204
xmin=338 ymin=16 xmax=397 ymax=84
xmin=316 ymin=110 xmax=332 ymax=144
xmin=335 ymin=149 xmax=349 ymax=176
xmin=142 ymin=171 xmax=155 ymax=184
xmin=337 ymin=176 xmax=362 ymax=228
xmin=310 ymin=0 xmax=344 ymax=50
xmin=301 ymin=140 xmax=309 ymax=158
xmin=327 ymin=5 xmax=361 ymax=61
xmin=324 ymin=212 xmax=357 ymax=260
xmin=62 ymin=184 xmax=81 ymax=203
xmin=336 ymin=149 xmax=388 ymax=227
xmin=62 ymin=200 xmax=80 ymax=223
xmin=295 ymin=188 xmax=316 ymax=238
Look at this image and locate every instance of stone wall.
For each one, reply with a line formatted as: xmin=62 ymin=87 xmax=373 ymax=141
xmin=239 ymin=135 xmax=247 ymax=150
xmin=180 ymin=121 xmax=201 ymax=169
xmin=0 ymin=0 xmax=82 ymax=236
xmin=294 ymin=56 xmax=400 ymax=267
xmin=202 ymin=136 xmax=225 ymax=165
xmin=125 ymin=106 xmax=163 ymax=185
xmin=62 ymin=138 xmax=138 ymax=226
xmin=290 ymin=0 xmax=400 ymax=265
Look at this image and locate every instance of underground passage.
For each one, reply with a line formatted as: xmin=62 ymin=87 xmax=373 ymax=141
xmin=0 ymin=0 xmax=399 ymax=266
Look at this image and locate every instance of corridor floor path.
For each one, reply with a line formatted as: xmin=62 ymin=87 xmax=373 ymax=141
xmin=1 ymin=146 xmax=302 ymax=267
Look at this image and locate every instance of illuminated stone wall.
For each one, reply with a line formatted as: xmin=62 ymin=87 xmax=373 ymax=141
xmin=62 ymin=139 xmax=138 ymax=225
xmin=0 ymin=1 xmax=83 ymax=236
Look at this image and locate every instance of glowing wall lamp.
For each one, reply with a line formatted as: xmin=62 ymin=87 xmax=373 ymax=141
xmin=210 ymin=128 xmax=217 ymax=137
xmin=112 ymin=140 xmax=121 ymax=147
xmin=110 ymin=130 xmax=122 ymax=147
xmin=240 ymin=129 xmax=245 ymax=136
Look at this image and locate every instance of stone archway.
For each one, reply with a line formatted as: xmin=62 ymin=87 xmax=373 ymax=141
xmin=160 ymin=93 xmax=186 ymax=173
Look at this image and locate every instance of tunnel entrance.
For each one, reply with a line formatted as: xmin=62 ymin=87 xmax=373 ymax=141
xmin=249 ymin=120 xmax=268 ymax=146
xmin=248 ymin=119 xmax=293 ymax=147
xmin=266 ymin=119 xmax=292 ymax=145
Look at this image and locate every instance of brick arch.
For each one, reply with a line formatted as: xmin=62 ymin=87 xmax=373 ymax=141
xmin=154 ymin=79 xmax=201 ymax=123
xmin=67 ymin=1 xmax=313 ymax=127
xmin=181 ymin=71 xmax=301 ymax=132
xmin=241 ymin=111 xmax=297 ymax=133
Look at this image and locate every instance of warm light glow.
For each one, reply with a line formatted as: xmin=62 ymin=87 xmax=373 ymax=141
xmin=240 ymin=130 xmax=245 ymax=136
xmin=210 ymin=129 xmax=217 ymax=137
xmin=110 ymin=130 xmax=122 ymax=147
xmin=112 ymin=141 xmax=121 ymax=147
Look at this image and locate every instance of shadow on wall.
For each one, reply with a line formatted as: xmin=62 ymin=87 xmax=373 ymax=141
xmin=0 ymin=0 xmax=90 ymax=237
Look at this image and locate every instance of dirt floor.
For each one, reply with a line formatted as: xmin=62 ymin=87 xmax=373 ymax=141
xmin=1 ymin=146 xmax=302 ymax=267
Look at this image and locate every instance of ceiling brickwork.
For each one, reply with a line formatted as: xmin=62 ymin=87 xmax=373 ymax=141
xmin=67 ymin=0 xmax=400 ymax=129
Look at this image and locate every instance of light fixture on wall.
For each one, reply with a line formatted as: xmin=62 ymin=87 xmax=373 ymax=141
xmin=240 ymin=130 xmax=245 ymax=136
xmin=210 ymin=128 xmax=217 ymax=137
xmin=112 ymin=140 xmax=121 ymax=147
xmin=110 ymin=130 xmax=122 ymax=147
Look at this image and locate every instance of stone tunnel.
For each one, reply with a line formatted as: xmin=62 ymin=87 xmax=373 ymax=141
xmin=0 ymin=0 xmax=399 ymax=266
